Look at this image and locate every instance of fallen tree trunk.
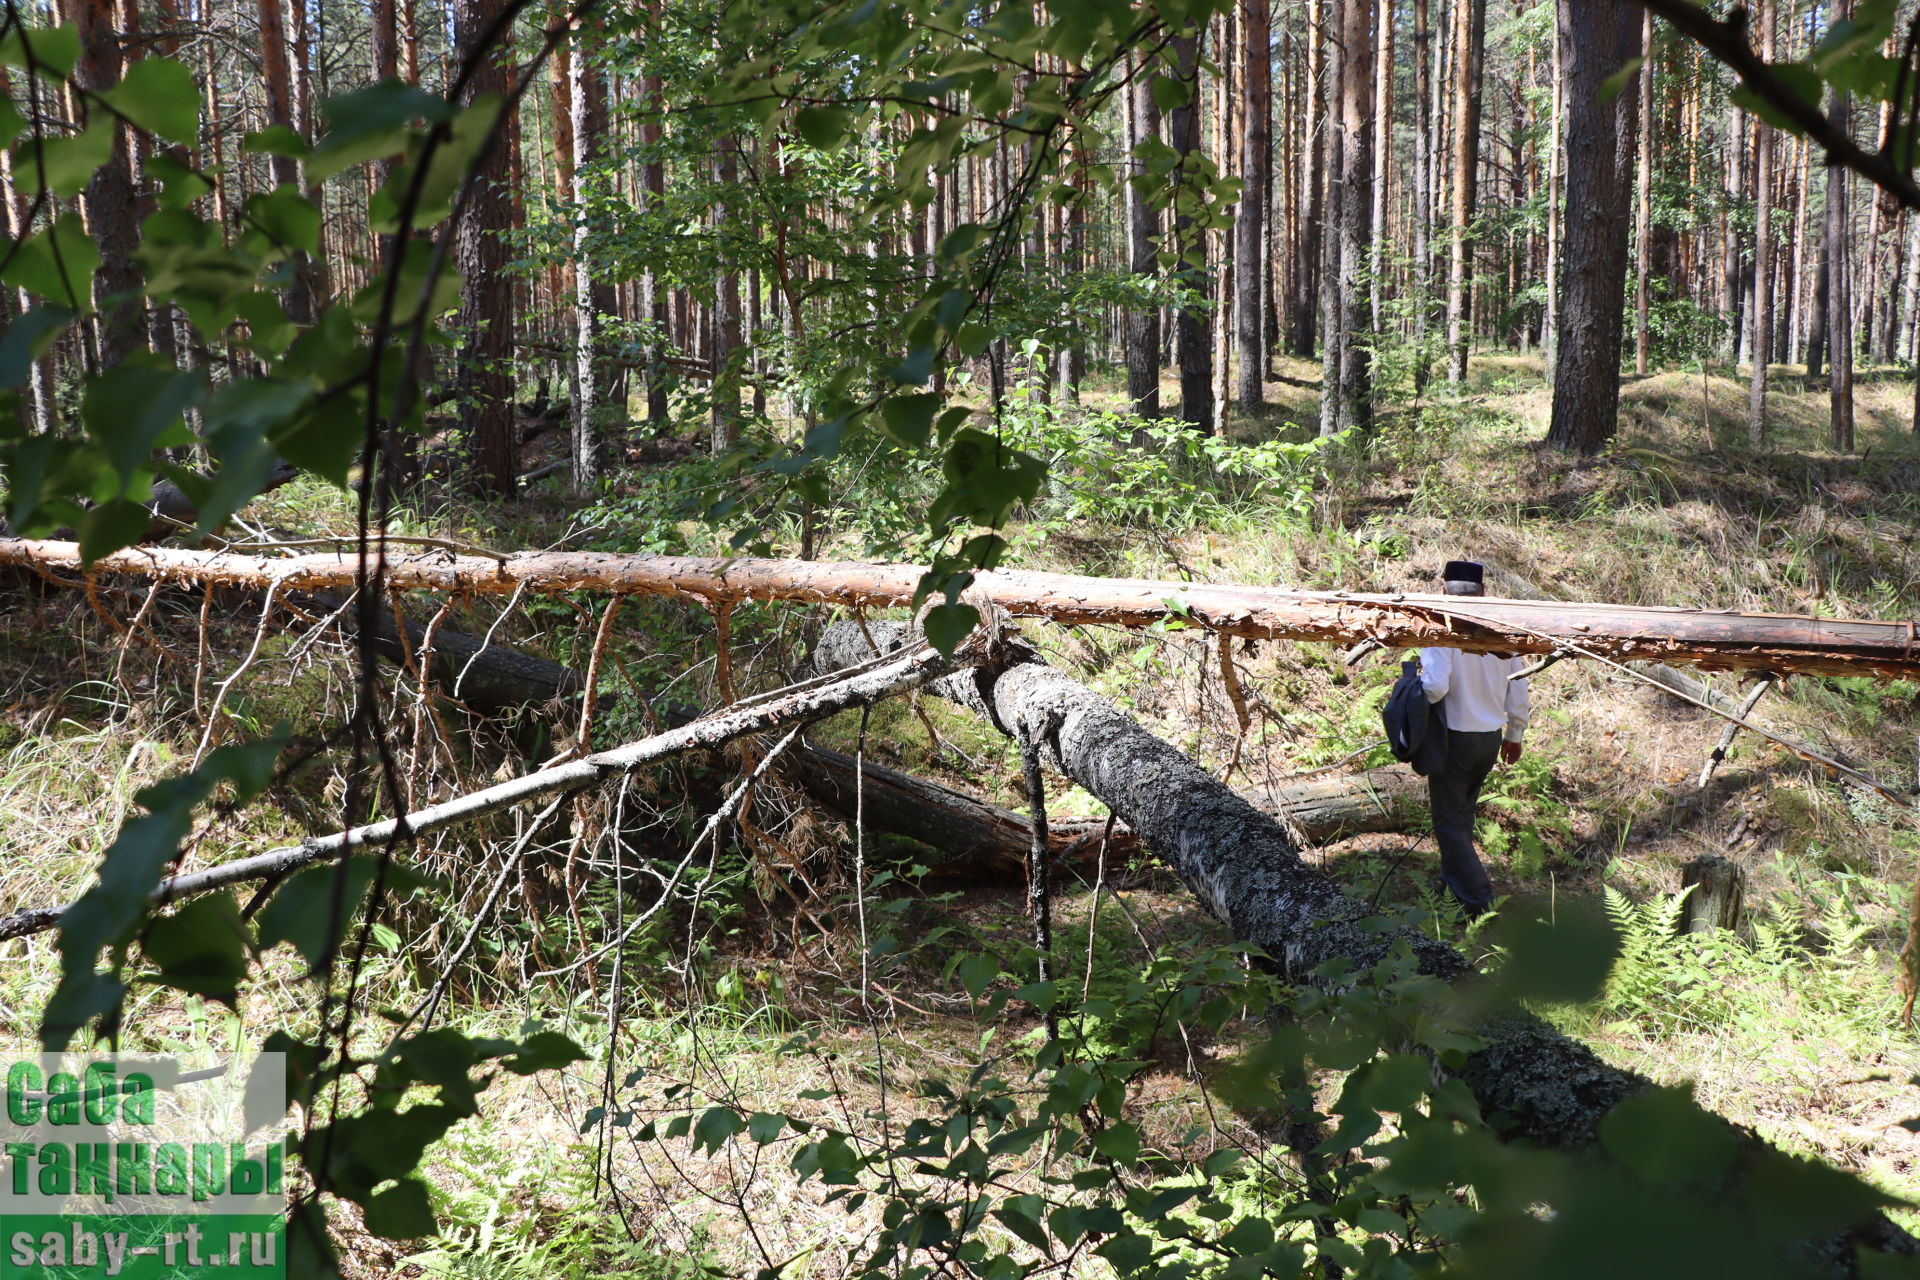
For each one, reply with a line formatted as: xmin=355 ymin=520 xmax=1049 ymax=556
xmin=0 ymin=635 xmax=981 ymax=943
xmin=6 ymin=539 xmax=1916 ymax=680
xmin=789 ymin=741 xmax=1423 ymax=878
xmin=322 ymin=593 xmax=586 ymax=715
xmin=810 ymin=620 xmax=1913 ymax=1263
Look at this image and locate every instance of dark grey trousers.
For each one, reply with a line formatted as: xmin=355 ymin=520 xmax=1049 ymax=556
xmin=1428 ymin=728 xmax=1503 ymax=909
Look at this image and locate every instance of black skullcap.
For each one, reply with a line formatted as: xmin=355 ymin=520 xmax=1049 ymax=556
xmin=1442 ymin=560 xmax=1484 ymax=585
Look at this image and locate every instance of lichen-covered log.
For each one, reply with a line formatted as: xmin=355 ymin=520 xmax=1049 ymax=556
xmin=813 ymin=621 xmax=1468 ymax=984
xmin=789 ymin=742 xmax=1422 ymax=879
xmin=6 ymin=538 xmax=1917 ymax=680
xmin=807 ymin=620 xmax=1919 ymax=1265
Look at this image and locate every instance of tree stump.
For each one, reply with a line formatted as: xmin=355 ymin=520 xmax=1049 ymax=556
xmin=1678 ymin=854 xmax=1746 ymax=936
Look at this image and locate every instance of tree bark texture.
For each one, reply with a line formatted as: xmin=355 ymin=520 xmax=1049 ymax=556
xmin=791 ymin=741 xmax=1425 ymax=879
xmin=69 ymin=0 xmax=144 ymax=362
xmin=1445 ymin=0 xmax=1487 ymax=385
xmin=1235 ymin=0 xmax=1271 ymax=411
xmin=1828 ymin=84 xmax=1856 ymax=452
xmin=1332 ymin=0 xmax=1375 ymax=432
xmin=711 ymin=143 xmax=744 ymax=452
xmin=1125 ymin=58 xmax=1163 ymax=418
xmin=1411 ymin=0 xmax=1434 ymax=391
xmin=570 ymin=39 xmax=612 ymax=490
xmin=1170 ymin=34 xmax=1213 ymax=432
xmin=1545 ymin=0 xmax=1642 ymax=454
xmin=1747 ymin=0 xmax=1774 ymax=446
xmin=452 ymin=0 xmax=519 ymax=497
xmin=10 ymin=539 xmax=1919 ymax=681
xmin=810 ymin=619 xmax=1919 ymax=1261
xmin=1291 ymin=0 xmax=1324 ymax=359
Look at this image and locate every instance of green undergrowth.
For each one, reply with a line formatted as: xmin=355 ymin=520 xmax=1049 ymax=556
xmin=8 ymin=355 xmax=1920 ymax=1273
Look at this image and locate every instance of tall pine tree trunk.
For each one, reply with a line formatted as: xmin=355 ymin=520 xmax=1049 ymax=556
xmin=1291 ymin=0 xmax=1324 ymax=358
xmin=69 ymin=0 xmax=142 ymax=366
xmin=1325 ymin=0 xmax=1374 ymax=434
xmin=1235 ymin=0 xmax=1270 ymax=410
xmin=1747 ymin=0 xmax=1774 ymax=446
xmin=1125 ymin=56 xmax=1163 ymax=418
xmin=1412 ymin=0 xmax=1434 ymax=392
xmin=1633 ymin=8 xmax=1653 ymax=378
xmin=1170 ymin=33 xmax=1213 ymax=432
xmin=1544 ymin=0 xmax=1641 ymax=454
xmin=1828 ymin=89 xmax=1855 ymax=451
xmin=711 ymin=146 xmax=744 ymax=452
xmin=452 ymin=0 xmax=519 ymax=496
xmin=1445 ymin=0 xmax=1486 ymax=386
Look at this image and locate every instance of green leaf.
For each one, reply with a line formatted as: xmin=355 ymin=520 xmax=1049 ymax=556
xmin=956 ymin=952 xmax=998 ymax=997
xmin=1598 ymin=56 xmax=1645 ymax=104
xmin=246 ymin=184 xmax=322 ymax=255
xmin=140 ymin=893 xmax=250 ymax=1005
xmin=880 ymin=392 xmax=940 ymax=447
xmin=1150 ymin=73 xmax=1192 ymax=112
xmin=1730 ymin=63 xmax=1824 ymax=134
xmin=1220 ymin=1216 xmax=1274 ymax=1255
xmin=1488 ymin=900 xmax=1618 ymax=1005
xmin=308 ymin=79 xmax=451 ymax=182
xmin=13 ymin=115 xmax=117 ymax=198
xmin=1358 ymin=1053 xmax=1433 ymax=1114
xmin=0 ymin=25 xmax=80 ymax=80
xmin=40 ymin=733 xmax=284 ymax=1048
xmin=922 ymin=602 xmax=979 ymax=657
xmin=1091 ymin=1122 xmax=1140 ymax=1166
xmin=360 ymin=1177 xmax=435 ymax=1240
xmin=747 ymin=1113 xmax=787 ymax=1144
xmin=2 ymin=213 xmax=98 ymax=308
xmin=1094 ymin=1230 xmax=1155 ymax=1274
xmin=0 ymin=97 xmax=25 ymax=149
xmin=1599 ymin=1086 xmax=1739 ymax=1187
xmin=144 ymin=152 xmax=216 ymax=210
xmin=793 ymin=105 xmax=851 ymax=149
xmin=243 ymin=124 xmax=312 ymax=159
xmin=270 ymin=382 xmax=365 ymax=486
xmin=992 ymin=1204 xmax=1050 ymax=1251
xmin=78 ymin=497 xmax=155 ymax=562
xmin=955 ymin=322 xmax=991 ymax=358
xmin=107 ymin=57 xmax=201 ymax=145
xmin=255 ymin=857 xmax=382 ymax=973
xmin=82 ymin=361 xmax=203 ymax=492
xmin=694 ymin=1106 xmax=747 ymax=1154
xmin=502 ymin=1030 xmax=585 ymax=1074
xmin=0 ymin=305 xmax=74 ymax=386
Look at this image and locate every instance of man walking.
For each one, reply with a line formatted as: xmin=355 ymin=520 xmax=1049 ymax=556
xmin=1420 ymin=560 xmax=1530 ymax=914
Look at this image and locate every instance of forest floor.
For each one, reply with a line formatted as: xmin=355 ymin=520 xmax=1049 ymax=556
xmin=3 ymin=354 xmax=1920 ymax=1276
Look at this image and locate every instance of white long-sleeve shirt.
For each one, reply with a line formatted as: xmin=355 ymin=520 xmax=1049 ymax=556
xmin=1419 ymin=647 xmax=1530 ymax=742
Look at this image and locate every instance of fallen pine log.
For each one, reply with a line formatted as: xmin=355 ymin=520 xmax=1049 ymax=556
xmin=0 ymin=630 xmax=984 ymax=943
xmin=3 ymin=539 xmax=1915 ymax=681
xmin=809 ymin=620 xmax=1916 ymax=1264
xmin=321 ymin=592 xmax=586 ymax=715
xmin=789 ymin=741 xmax=1423 ymax=878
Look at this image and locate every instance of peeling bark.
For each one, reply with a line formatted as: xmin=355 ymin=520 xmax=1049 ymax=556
xmin=6 ymin=541 xmax=1915 ymax=682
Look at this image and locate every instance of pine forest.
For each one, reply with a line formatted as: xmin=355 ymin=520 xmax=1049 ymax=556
xmin=4 ymin=0 xmax=1920 ymax=1276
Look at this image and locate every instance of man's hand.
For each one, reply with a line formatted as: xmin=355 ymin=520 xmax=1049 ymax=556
xmin=1500 ymin=740 xmax=1523 ymax=766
